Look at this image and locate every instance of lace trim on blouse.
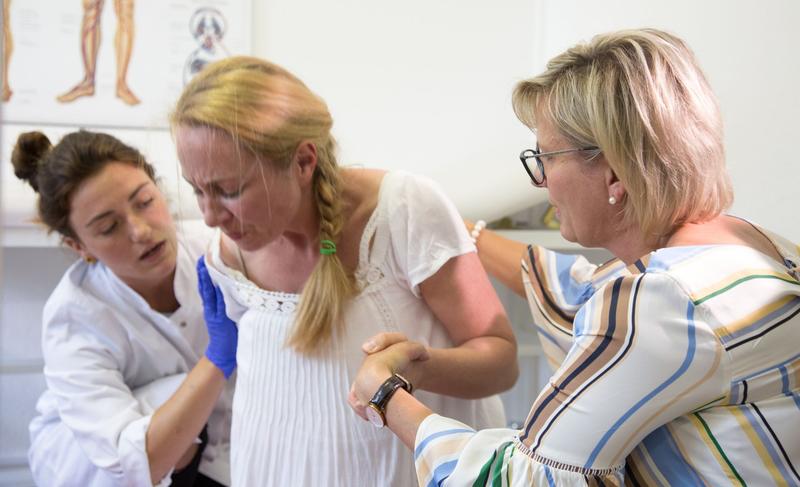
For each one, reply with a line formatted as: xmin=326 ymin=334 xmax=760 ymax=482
xmin=221 ymin=263 xmax=300 ymax=314
xmin=215 ymin=173 xmax=397 ymax=313
xmin=353 ymin=176 xmax=390 ymax=292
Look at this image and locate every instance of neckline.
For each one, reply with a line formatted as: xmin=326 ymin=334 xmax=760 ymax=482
xmin=356 ymin=171 xmax=393 ymax=270
xmin=236 ymin=244 xmax=250 ymax=280
xmin=212 ymin=171 xmax=395 ymax=297
xmin=624 ymin=218 xmax=794 ymax=275
xmin=630 ymin=242 xmax=795 ymax=277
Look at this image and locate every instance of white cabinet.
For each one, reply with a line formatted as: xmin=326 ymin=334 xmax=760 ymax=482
xmin=0 ymin=247 xmax=73 ymax=485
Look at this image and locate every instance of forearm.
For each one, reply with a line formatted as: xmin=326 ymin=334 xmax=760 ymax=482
xmin=409 ymin=336 xmax=518 ymax=398
xmin=146 ymin=357 xmax=226 ymax=483
xmin=385 ymin=390 xmax=433 ymax=449
xmin=466 ymin=221 xmax=528 ymax=297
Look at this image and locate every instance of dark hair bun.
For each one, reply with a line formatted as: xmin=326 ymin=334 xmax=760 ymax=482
xmin=11 ymin=131 xmax=52 ymax=192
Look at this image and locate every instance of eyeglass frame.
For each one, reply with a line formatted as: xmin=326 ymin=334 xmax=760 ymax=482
xmin=519 ymin=145 xmax=600 ymax=186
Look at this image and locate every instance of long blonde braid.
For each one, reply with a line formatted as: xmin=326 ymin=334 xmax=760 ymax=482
xmin=287 ymin=138 xmax=356 ymax=353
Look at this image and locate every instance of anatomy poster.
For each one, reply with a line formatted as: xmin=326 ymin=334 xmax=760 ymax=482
xmin=1 ymin=0 xmax=251 ymax=128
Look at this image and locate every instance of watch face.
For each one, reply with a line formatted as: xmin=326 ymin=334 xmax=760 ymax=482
xmin=365 ymin=403 xmax=385 ymax=428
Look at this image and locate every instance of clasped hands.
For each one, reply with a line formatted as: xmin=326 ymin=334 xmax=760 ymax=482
xmin=348 ymin=332 xmax=429 ymax=421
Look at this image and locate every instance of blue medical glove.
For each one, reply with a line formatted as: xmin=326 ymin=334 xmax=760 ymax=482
xmin=197 ymin=256 xmax=237 ymax=379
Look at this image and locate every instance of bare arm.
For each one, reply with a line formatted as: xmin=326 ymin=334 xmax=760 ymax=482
xmin=146 ymin=358 xmax=226 ymax=483
xmin=366 ymin=252 xmax=518 ymax=398
xmin=465 ymin=220 xmax=528 ymax=298
xmin=384 ymin=391 xmax=431 ymax=449
xmin=418 ymin=251 xmax=518 ymax=396
xmin=145 ymin=257 xmax=237 ymax=483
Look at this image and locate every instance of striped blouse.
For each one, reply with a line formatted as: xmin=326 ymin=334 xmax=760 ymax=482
xmin=414 ymin=226 xmax=800 ymax=486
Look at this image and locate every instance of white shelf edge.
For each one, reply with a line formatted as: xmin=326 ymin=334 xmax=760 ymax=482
xmin=495 ymin=229 xmax=581 ymax=250
xmin=0 ymin=358 xmax=44 ymax=374
xmin=1 ymin=219 xmax=210 ymax=248
xmin=1 ymin=225 xmax=62 ymax=248
xmin=517 ymin=344 xmax=543 ymax=357
xmin=2 ymin=223 xmax=585 ymax=252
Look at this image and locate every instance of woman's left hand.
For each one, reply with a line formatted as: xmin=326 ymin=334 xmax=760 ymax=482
xmin=348 ymin=332 xmax=429 ymax=420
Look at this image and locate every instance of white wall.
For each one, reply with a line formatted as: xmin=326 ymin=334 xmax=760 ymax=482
xmin=249 ymin=0 xmax=545 ymax=221
xmin=0 ymin=249 xmax=72 ymax=484
xmin=1 ymin=1 xmax=799 ymax=484
xmin=5 ymin=0 xmax=797 ymax=237
xmin=250 ymin=0 xmax=800 ymax=239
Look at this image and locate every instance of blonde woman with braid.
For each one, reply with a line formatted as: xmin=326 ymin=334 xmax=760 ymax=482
xmin=170 ymin=56 xmax=517 ymax=486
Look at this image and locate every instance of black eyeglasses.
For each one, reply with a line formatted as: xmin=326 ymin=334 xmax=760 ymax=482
xmin=519 ymin=145 xmax=600 ymax=186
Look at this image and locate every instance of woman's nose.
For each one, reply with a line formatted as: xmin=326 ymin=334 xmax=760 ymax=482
xmin=129 ymin=215 xmax=152 ymax=242
xmin=200 ymin=196 xmax=230 ymax=228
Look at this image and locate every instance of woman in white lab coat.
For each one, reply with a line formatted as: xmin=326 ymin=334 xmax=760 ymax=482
xmin=12 ymin=130 xmax=237 ymax=486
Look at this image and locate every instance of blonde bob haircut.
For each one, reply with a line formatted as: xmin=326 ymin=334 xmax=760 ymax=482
xmin=171 ymin=56 xmax=356 ymax=354
xmin=512 ymin=28 xmax=733 ymax=240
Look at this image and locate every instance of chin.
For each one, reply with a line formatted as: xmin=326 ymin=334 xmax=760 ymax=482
xmin=558 ymin=226 xmax=578 ymax=244
xmin=152 ymin=259 xmax=177 ymax=282
xmin=233 ymin=234 xmax=268 ymax=252
xmin=151 ymin=247 xmax=178 ymax=274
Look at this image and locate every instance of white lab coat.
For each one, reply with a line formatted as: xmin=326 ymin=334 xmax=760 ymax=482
xmin=28 ymin=229 xmax=233 ymax=486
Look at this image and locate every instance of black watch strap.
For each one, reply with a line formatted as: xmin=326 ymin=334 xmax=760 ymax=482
xmin=368 ymin=373 xmax=413 ymax=414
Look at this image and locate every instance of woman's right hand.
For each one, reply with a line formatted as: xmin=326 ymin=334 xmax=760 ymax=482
xmin=197 ymin=256 xmax=238 ymax=379
xmin=349 ymin=333 xmax=429 ymax=419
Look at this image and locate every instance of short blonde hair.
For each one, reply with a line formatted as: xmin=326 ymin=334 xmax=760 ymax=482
xmin=513 ymin=28 xmax=733 ymax=239
xmin=171 ymin=56 xmax=355 ymax=354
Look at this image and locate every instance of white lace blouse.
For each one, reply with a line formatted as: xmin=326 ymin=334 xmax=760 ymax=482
xmin=206 ymin=171 xmax=505 ymax=486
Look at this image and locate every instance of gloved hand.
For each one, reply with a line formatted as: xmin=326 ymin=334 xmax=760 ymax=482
xmin=197 ymin=256 xmax=238 ymax=379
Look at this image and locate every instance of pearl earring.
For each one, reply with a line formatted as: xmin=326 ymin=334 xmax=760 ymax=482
xmin=608 ymin=196 xmax=617 ymax=205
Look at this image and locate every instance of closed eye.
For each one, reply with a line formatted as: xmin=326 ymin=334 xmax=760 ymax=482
xmin=218 ymin=188 xmax=241 ymax=199
xmin=186 ymin=180 xmax=243 ymax=199
xmin=215 ymin=181 xmax=245 ymax=199
xmin=100 ymin=221 xmax=118 ymax=235
xmin=136 ymin=197 xmax=154 ymax=209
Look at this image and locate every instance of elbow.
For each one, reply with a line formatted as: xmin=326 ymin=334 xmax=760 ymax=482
xmin=482 ymin=338 xmax=520 ymax=395
xmin=506 ymin=356 xmax=520 ymax=391
xmin=511 ymin=279 xmax=527 ymax=299
xmin=470 ymin=358 xmax=517 ymax=397
xmin=494 ymin=350 xmax=519 ymax=393
xmin=497 ymin=330 xmax=520 ymax=392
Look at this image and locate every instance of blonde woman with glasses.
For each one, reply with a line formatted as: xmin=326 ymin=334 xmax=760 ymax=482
xmin=351 ymin=28 xmax=800 ymax=486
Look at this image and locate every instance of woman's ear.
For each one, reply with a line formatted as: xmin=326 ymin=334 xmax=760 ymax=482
xmin=603 ymin=163 xmax=626 ymax=204
xmin=293 ymin=141 xmax=318 ymax=186
xmin=63 ymin=236 xmax=82 ymax=254
xmin=64 ymin=236 xmax=94 ymax=262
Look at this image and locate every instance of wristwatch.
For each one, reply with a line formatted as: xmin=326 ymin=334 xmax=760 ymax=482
xmin=365 ymin=373 xmax=413 ymax=428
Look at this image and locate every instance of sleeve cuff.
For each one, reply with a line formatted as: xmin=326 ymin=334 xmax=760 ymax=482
xmin=117 ymin=374 xmax=188 ymax=487
xmin=408 ymin=243 xmax=474 ymax=297
xmin=118 ymin=415 xmax=162 ymax=486
xmin=414 ymin=414 xmax=476 ymax=486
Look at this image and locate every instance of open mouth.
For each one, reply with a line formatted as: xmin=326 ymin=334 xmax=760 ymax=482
xmin=140 ymin=241 xmax=166 ymax=260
